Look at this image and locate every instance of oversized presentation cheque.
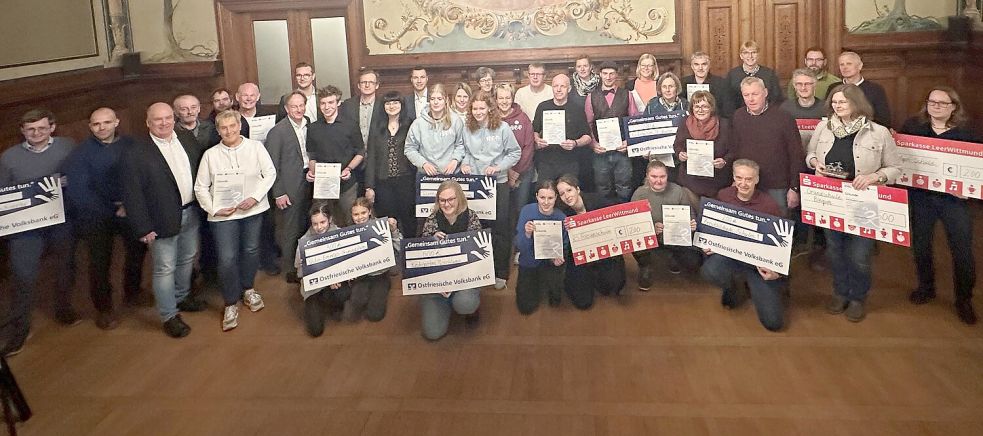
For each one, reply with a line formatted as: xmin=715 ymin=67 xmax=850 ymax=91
xmin=693 ymin=197 xmax=794 ymax=275
xmin=298 ymin=218 xmax=397 ymax=298
xmin=624 ymin=111 xmax=686 ymax=158
xmin=0 ymin=175 xmax=66 ymax=237
xmin=565 ymin=200 xmax=657 ymax=266
xmin=401 ymin=230 xmax=495 ymax=295
xmin=894 ymin=133 xmax=983 ymax=199
xmin=799 ymin=173 xmax=910 ymax=247
xmin=416 ymin=174 xmax=497 ymax=219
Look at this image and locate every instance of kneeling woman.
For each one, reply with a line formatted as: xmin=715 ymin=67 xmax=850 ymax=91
xmin=419 ymin=180 xmax=482 ymax=340
xmin=296 ymin=201 xmax=351 ymax=337
xmin=514 ymin=180 xmax=566 ymax=314
xmin=345 ymin=197 xmax=402 ymax=322
xmin=556 ymin=175 xmax=626 ymax=309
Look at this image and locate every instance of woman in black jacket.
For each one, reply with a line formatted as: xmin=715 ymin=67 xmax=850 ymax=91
xmin=364 ymin=91 xmax=417 ymax=237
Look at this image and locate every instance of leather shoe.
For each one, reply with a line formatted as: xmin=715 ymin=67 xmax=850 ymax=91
xmin=909 ymin=289 xmax=936 ymax=305
xmin=163 ymin=315 xmax=191 ymax=338
xmin=96 ymin=311 xmax=120 ymax=330
xmin=123 ymin=291 xmax=154 ymax=307
xmin=956 ymin=300 xmax=978 ymax=325
xmin=177 ymin=296 xmax=206 ymax=312
xmin=286 ymin=271 xmax=300 ymax=284
xmin=845 ymin=300 xmax=866 ymax=322
xmin=55 ymin=308 xmax=83 ymax=326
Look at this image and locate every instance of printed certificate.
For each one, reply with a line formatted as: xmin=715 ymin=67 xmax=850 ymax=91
xmin=565 ymin=200 xmax=657 ymax=265
xmin=533 ymin=220 xmax=563 ymax=259
xmin=213 ymin=172 xmax=245 ymax=209
xmin=595 ymin=117 xmax=623 ymax=151
xmin=542 ymin=110 xmax=566 ymax=144
xmin=685 ymin=139 xmax=714 ymax=177
xmin=313 ymin=162 xmax=341 ymax=200
xmin=799 ymin=173 xmax=910 ymax=246
xmin=662 ymin=205 xmax=692 ymax=246
xmin=245 ymin=114 xmax=276 ymax=143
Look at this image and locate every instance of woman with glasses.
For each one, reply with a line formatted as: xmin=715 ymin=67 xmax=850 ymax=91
xmin=365 ymin=91 xmax=416 ymax=237
xmin=418 ymin=180 xmax=483 ymax=340
xmin=900 ymin=86 xmax=980 ymax=324
xmin=475 ymin=67 xmax=496 ymax=94
xmin=626 ymin=53 xmax=660 ymax=113
xmin=806 ymin=84 xmax=901 ymax=322
xmin=726 ymin=40 xmax=783 ymax=110
xmin=673 ymin=91 xmax=733 ymax=205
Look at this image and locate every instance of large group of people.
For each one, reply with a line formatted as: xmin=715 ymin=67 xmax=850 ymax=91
xmin=1 ymin=43 xmax=979 ymax=357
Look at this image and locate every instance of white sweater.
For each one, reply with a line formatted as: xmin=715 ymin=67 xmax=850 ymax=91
xmin=194 ymin=137 xmax=277 ymax=222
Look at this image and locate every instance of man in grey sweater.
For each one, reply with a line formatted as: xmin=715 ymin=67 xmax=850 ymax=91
xmin=0 ymin=109 xmax=79 ymax=357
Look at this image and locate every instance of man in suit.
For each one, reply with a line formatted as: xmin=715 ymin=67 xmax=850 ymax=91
xmin=237 ymin=82 xmax=281 ymax=274
xmin=404 ymin=66 xmax=429 ymax=121
xmin=267 ymin=91 xmax=313 ymax=284
xmin=276 ymin=62 xmax=320 ymax=123
xmin=122 ymin=102 xmax=206 ymax=338
xmin=339 ymin=69 xmax=384 ymax=193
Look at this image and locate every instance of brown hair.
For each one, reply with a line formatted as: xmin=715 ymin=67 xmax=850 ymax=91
xmin=825 ymin=84 xmax=874 ymax=121
xmin=466 ymin=90 xmax=502 ymax=132
xmin=646 ymin=159 xmax=668 ymax=174
xmin=917 ymin=86 xmax=969 ymax=129
xmin=432 ymin=180 xmax=469 ymax=218
xmin=689 ymin=91 xmax=717 ymax=117
xmin=351 ymin=197 xmax=375 ymax=218
xmin=318 ymin=85 xmax=343 ymax=102
xmin=20 ymin=109 xmax=56 ymax=126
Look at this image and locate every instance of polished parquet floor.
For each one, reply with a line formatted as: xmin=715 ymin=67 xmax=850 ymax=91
xmin=4 ymin=216 xmax=983 ymax=436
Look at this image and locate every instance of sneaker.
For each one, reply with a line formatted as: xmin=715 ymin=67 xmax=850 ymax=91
xmin=513 ymin=253 xmax=520 ymax=265
xmin=242 ymin=289 xmax=265 ymax=312
xmin=494 ymin=278 xmax=507 ymax=290
xmin=222 ymin=305 xmax=239 ymax=331
xmin=909 ymin=289 xmax=936 ymax=305
xmin=55 ymin=308 xmax=82 ymax=326
xmin=96 ymin=311 xmax=120 ymax=330
xmin=2 ymin=342 xmax=25 ymax=358
xmin=162 ymin=315 xmax=191 ymax=338
xmin=285 ymin=271 xmax=300 ymax=284
xmin=177 ymin=296 xmax=207 ymax=312
xmin=845 ymin=300 xmax=866 ymax=322
xmin=637 ymin=266 xmax=653 ymax=291
xmin=955 ymin=300 xmax=978 ymax=325
xmin=826 ymin=295 xmax=849 ymax=315
xmin=668 ymin=263 xmax=682 ymax=275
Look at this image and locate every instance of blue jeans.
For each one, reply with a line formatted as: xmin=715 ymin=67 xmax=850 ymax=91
xmin=419 ymin=289 xmax=480 ymax=340
xmin=824 ymin=229 xmax=875 ymax=302
xmin=150 ymin=207 xmax=200 ymax=322
xmin=593 ymin=151 xmax=632 ymax=200
xmin=700 ymin=254 xmax=785 ymax=331
xmin=3 ymin=223 xmax=75 ymax=345
xmin=211 ymin=213 xmax=262 ymax=306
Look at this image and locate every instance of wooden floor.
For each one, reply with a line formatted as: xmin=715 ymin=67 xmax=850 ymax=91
xmin=4 ymin=223 xmax=983 ymax=435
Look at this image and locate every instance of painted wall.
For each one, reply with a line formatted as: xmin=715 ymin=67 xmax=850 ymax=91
xmin=845 ymin=0 xmax=956 ymax=32
xmin=129 ymin=0 xmax=219 ymax=63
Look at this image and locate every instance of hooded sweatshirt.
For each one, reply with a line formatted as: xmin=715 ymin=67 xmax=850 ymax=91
xmin=404 ymin=110 xmax=466 ymax=172
xmin=501 ymin=103 xmax=535 ymax=174
xmin=462 ymin=120 xmax=521 ymax=183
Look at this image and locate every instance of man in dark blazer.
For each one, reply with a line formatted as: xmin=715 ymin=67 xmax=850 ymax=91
xmin=403 ymin=66 xmax=429 ymax=121
xmin=122 ymin=102 xmax=206 ymax=338
xmin=339 ymin=69 xmax=385 ymax=193
xmin=267 ymin=91 xmax=314 ymax=284
xmin=276 ymin=62 xmax=321 ymax=123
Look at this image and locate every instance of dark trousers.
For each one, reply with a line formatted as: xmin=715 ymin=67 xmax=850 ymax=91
xmin=700 ymin=254 xmax=786 ymax=331
xmin=77 ymin=217 xmax=147 ymax=313
xmin=564 ymin=256 xmax=626 ymax=310
xmin=2 ymin=224 xmax=75 ymax=346
xmin=634 ymin=245 xmax=703 ymax=274
xmin=910 ymin=189 xmax=976 ymax=301
xmin=348 ymin=273 xmax=390 ymax=321
xmin=374 ymin=174 xmax=417 ymax=238
xmin=276 ymin=185 xmax=313 ymax=276
xmin=536 ymin=156 xmax=579 ymax=185
xmin=481 ymin=183 xmax=512 ymax=280
xmin=304 ymin=283 xmax=352 ymax=337
xmin=515 ymin=264 xmax=564 ymax=314
xmin=258 ymin=208 xmax=280 ymax=271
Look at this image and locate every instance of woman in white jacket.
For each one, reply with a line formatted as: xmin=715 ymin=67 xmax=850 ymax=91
xmin=461 ymin=90 xmax=521 ymax=289
xmin=194 ymin=110 xmax=277 ymax=331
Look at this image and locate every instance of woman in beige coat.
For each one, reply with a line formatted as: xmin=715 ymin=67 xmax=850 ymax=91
xmin=805 ymin=84 xmax=901 ymax=322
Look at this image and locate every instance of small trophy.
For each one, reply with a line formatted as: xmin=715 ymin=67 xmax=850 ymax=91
xmin=824 ymin=161 xmax=850 ymax=179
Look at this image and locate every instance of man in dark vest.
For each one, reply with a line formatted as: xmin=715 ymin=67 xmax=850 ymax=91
xmin=585 ymin=61 xmax=639 ymax=200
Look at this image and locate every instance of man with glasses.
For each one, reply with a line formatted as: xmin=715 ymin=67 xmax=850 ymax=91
xmin=838 ymin=51 xmax=891 ymax=127
xmin=514 ymin=63 xmax=554 ymax=118
xmin=404 ymin=66 xmax=429 ymax=120
xmin=277 ymin=62 xmax=320 ymax=123
xmin=786 ymin=47 xmax=839 ymax=101
xmin=726 ymin=40 xmax=783 ymax=114
xmin=681 ymin=51 xmax=731 ymax=117
xmin=339 ymin=69 xmax=383 ymax=194
xmin=0 ymin=109 xmax=79 ymax=357
xmin=780 ymin=69 xmax=825 ymax=120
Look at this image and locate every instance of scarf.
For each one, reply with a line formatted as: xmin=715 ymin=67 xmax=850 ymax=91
xmin=659 ymin=97 xmax=680 ymax=112
xmin=685 ymin=115 xmax=719 ymax=140
xmin=829 ymin=116 xmax=867 ymax=139
xmin=573 ymin=72 xmax=600 ymax=96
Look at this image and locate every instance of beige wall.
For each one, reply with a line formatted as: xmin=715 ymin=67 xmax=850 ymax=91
xmin=130 ymin=0 xmax=219 ymax=63
xmin=0 ymin=0 xmax=108 ymax=81
xmin=844 ymin=0 xmax=956 ymax=30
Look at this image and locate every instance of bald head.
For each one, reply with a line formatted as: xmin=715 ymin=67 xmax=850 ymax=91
xmin=173 ymin=95 xmax=202 ymax=127
xmin=146 ymin=102 xmax=175 ymax=139
xmin=551 ymin=74 xmax=570 ymax=104
xmin=89 ymin=107 xmax=119 ymax=143
xmin=236 ymin=82 xmax=260 ymax=112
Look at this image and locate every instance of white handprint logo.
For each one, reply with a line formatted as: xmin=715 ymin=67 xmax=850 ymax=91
xmin=767 ymin=220 xmax=793 ymax=247
xmin=469 ymin=231 xmax=492 ymax=259
xmin=367 ymin=219 xmax=391 ymax=247
xmin=476 ymin=177 xmax=495 ymax=199
xmin=34 ymin=177 xmax=60 ymax=202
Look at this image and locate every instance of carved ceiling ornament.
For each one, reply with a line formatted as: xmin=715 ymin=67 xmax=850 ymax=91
xmin=366 ymin=0 xmax=672 ymax=54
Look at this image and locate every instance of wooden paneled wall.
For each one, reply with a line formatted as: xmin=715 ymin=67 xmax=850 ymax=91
xmin=0 ymin=62 xmax=223 ymax=150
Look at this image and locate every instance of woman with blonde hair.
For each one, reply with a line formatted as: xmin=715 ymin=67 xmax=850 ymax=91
xmin=404 ymin=83 xmax=465 ymax=177
xmin=626 ymin=53 xmax=660 ymax=112
xmin=450 ymin=82 xmax=473 ymax=119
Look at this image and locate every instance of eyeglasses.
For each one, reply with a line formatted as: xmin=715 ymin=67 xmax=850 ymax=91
xmin=358 ymin=81 xmax=377 ymax=86
xmin=438 ymin=197 xmax=457 ymax=204
xmin=926 ymin=100 xmax=953 ymax=107
xmin=22 ymin=126 xmax=51 ymax=133
xmin=740 ymin=51 xmax=757 ymax=55
xmin=479 ymin=77 xmax=494 ymax=83
xmin=528 ymin=73 xmax=545 ymax=77
xmin=295 ymin=73 xmax=313 ymax=78
xmin=692 ymin=104 xmax=712 ymax=111
xmin=831 ymin=99 xmax=850 ymax=106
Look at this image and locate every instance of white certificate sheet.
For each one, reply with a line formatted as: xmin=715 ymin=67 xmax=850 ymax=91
xmin=686 ymin=139 xmax=715 ymax=178
xmin=533 ymin=220 xmax=563 ymax=259
xmin=595 ymin=117 xmax=623 ymax=151
xmin=313 ymin=163 xmax=341 ymax=199
xmin=542 ymin=110 xmax=566 ymax=144
xmin=662 ymin=205 xmax=692 ymax=246
xmin=245 ymin=114 xmax=276 ymax=143
xmin=686 ymin=83 xmax=710 ymax=97
xmin=213 ymin=172 xmax=245 ymax=209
